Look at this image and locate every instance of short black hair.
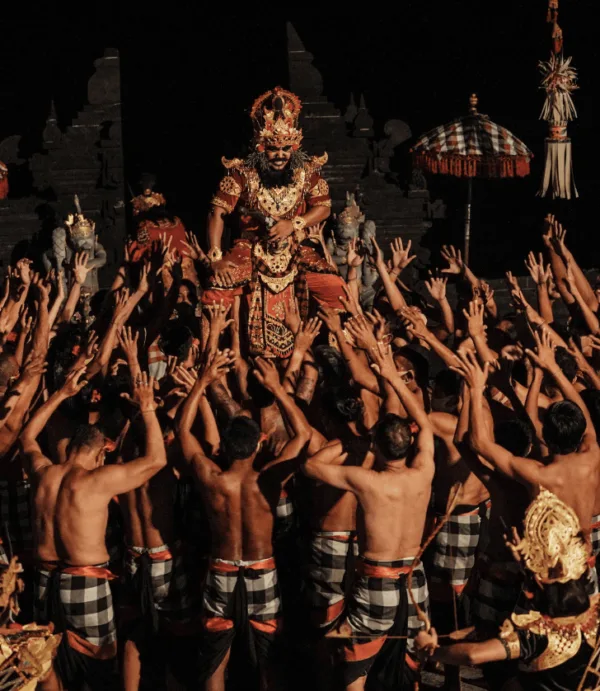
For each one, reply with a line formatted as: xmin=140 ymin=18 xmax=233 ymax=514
xmin=220 ymin=416 xmax=262 ymax=462
xmin=494 ymin=419 xmax=534 ymax=457
xmin=580 ymin=389 xmax=600 ymax=437
xmin=322 ymin=386 xmax=364 ymax=423
xmin=0 ymin=354 xmax=19 ymax=388
xmin=159 ymin=322 xmax=194 ymax=361
xmin=313 ymin=345 xmax=347 ymax=387
xmin=555 ymin=346 xmax=578 ymax=383
xmin=67 ymin=424 xmax=105 ymax=455
xmin=543 ymin=400 xmax=586 ymax=454
xmin=375 ymin=413 xmax=413 ymax=461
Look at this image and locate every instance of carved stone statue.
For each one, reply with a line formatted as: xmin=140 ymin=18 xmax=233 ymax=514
xmin=358 ymin=220 xmax=379 ymax=312
xmin=43 ymin=196 xmax=107 ymax=295
xmin=326 ymin=192 xmax=364 ymax=280
xmin=326 ymin=192 xmax=379 ymax=312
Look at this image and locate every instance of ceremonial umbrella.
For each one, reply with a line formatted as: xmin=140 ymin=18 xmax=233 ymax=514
xmin=411 ymin=95 xmax=533 ymax=265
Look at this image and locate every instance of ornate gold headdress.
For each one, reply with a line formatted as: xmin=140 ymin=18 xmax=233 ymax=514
xmin=69 ymin=194 xmax=95 ymax=240
xmin=510 ymin=488 xmax=589 ymax=585
xmin=132 ymin=191 xmax=167 ymax=216
xmin=337 ymin=195 xmax=365 ymax=226
xmin=250 ymin=87 xmax=303 ymax=151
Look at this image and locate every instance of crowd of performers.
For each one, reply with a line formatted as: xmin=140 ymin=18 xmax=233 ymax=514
xmin=0 ymin=87 xmax=600 ymax=691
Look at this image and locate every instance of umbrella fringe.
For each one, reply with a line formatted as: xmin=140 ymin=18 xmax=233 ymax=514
xmin=413 ymin=153 xmax=531 ymax=179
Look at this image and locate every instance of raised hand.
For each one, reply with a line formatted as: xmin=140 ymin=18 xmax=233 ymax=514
xmin=542 ymin=213 xmax=555 ymax=248
xmin=121 ymin=371 xmax=158 ymax=412
xmin=200 ymin=349 xmax=235 ymax=386
xmin=364 ymin=309 xmax=390 ymax=342
xmin=294 ymin=317 xmax=322 ymax=352
xmin=525 ymin=251 xmax=551 ymax=285
xmin=345 ymin=314 xmax=378 ymax=351
xmin=73 ymin=252 xmax=90 ymax=286
xmin=479 ymin=280 xmax=495 ymax=307
xmin=61 ymin=367 xmax=89 ymax=397
xmin=425 ymin=274 xmax=448 ymax=302
xmin=317 ymin=305 xmax=342 ymax=334
xmin=19 ymin=308 xmax=33 ymax=334
xmin=118 ymin=326 xmax=139 ymax=362
xmin=205 ymin=300 xmax=234 ymax=333
xmin=551 ymin=218 xmax=568 ymax=257
xmin=525 ymin=327 xmax=557 ymax=371
xmin=400 ymin=306 xmax=429 ymax=342
xmin=369 ymin=237 xmax=385 ymax=269
xmin=450 ymin=349 xmax=490 ymax=390
xmin=463 ymin=300 xmax=486 ymax=338
xmin=137 ymin=262 xmax=151 ymax=295
xmin=389 ymin=237 xmax=416 ymax=272
xmin=440 ymin=245 xmax=464 ymax=275
xmin=15 ymin=258 xmax=33 ymax=287
xmin=252 ymin=356 xmax=283 ymax=393
xmin=369 ymin=341 xmax=397 ymax=381
xmin=32 ymin=275 xmax=51 ymax=303
xmin=347 ymin=237 xmax=364 ymax=268
xmin=283 ymin=297 xmax=302 ymax=335
xmin=181 ymin=232 xmax=207 ymax=263
xmin=338 ymin=282 xmax=362 ymax=316
xmin=171 ymin=365 xmax=198 ymax=395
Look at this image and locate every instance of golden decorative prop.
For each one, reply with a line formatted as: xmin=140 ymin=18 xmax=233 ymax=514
xmin=508 ymin=595 xmax=599 ymax=672
xmin=510 ymin=488 xmax=589 ymax=585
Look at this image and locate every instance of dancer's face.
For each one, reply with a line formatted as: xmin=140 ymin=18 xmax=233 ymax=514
xmin=265 ymin=145 xmax=292 ymax=171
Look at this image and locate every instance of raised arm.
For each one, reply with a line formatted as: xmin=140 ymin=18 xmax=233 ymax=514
xmin=303 ymin=441 xmax=371 ymax=492
xmin=96 ymin=372 xmax=167 ymax=495
xmin=283 ymin=318 xmax=322 ymax=395
xmin=177 ymin=351 xmax=234 ymax=467
xmin=401 ymin=308 xmax=461 ymax=370
xmin=526 ymin=328 xmax=597 ymax=445
xmin=370 ymin=342 xmax=434 ymax=472
xmin=452 ymin=350 xmax=544 ymax=486
xmin=20 ymin=368 xmax=88 ymax=473
xmin=425 ymin=276 xmax=454 ymax=335
xmin=371 ymin=237 xmax=407 ymax=312
xmin=253 ymin=358 xmax=311 ymax=476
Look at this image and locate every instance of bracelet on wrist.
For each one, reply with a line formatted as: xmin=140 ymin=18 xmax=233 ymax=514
xmin=207 ymin=247 xmax=223 ymax=263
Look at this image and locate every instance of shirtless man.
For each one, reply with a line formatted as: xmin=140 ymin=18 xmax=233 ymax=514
xmin=21 ymin=368 xmax=166 ymax=691
xmin=453 ymin=331 xmax=600 ymax=582
xmin=304 ymin=343 xmax=434 ymax=691
xmin=177 ymin=353 xmax=311 ymax=691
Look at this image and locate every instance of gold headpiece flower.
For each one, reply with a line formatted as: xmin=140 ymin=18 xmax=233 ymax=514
xmin=510 ymin=488 xmax=589 ymax=585
xmin=250 ymin=87 xmax=303 ymax=151
xmin=132 ymin=191 xmax=167 ymax=216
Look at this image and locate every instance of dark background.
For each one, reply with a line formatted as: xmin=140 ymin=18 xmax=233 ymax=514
xmin=1 ymin=2 xmax=599 ymax=276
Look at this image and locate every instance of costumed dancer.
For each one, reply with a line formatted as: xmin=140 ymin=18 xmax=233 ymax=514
xmin=204 ymin=86 xmax=346 ymax=358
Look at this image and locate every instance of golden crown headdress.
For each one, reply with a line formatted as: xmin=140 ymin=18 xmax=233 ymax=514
xmin=510 ymin=488 xmax=589 ymax=585
xmin=250 ymin=87 xmax=303 ymax=151
xmin=70 ymin=217 xmax=95 ymax=240
xmin=132 ymin=191 xmax=167 ymax=216
xmin=338 ymin=194 xmax=365 ymax=226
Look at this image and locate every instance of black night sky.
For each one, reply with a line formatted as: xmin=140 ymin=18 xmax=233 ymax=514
xmin=1 ymin=2 xmax=600 ymax=275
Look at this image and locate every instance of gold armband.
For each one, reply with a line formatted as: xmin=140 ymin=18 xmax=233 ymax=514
xmin=293 ymin=216 xmax=307 ymax=243
xmin=207 ymin=247 xmax=223 ymax=263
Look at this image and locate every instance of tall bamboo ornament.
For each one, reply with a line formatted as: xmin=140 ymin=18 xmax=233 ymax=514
xmin=538 ymin=0 xmax=579 ymax=199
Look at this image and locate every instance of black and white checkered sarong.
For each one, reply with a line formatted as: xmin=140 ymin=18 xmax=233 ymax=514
xmin=203 ymin=557 xmax=282 ymax=629
xmin=305 ymin=531 xmax=358 ymax=628
xmin=34 ymin=563 xmax=117 ymax=651
xmin=346 ymin=557 xmax=430 ymax=653
xmin=470 ymin=554 xmax=523 ymax=632
xmin=430 ymin=500 xmax=490 ymax=594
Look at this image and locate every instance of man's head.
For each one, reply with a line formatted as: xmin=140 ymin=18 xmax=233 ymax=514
xmin=375 ymin=413 xmax=413 ymax=462
xmin=555 ymin=346 xmax=579 ymax=383
xmin=159 ymin=322 xmax=196 ymax=366
xmin=66 ymin=424 xmax=106 ymax=466
xmin=322 ymin=386 xmax=364 ymax=424
xmin=495 ymin=419 xmax=534 ymax=457
xmin=220 ymin=416 xmax=262 ymax=465
xmin=543 ymin=400 xmax=587 ymax=455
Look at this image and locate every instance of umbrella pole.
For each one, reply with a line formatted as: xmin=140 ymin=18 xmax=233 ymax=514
xmin=464 ymin=177 xmax=473 ymax=266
